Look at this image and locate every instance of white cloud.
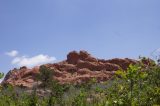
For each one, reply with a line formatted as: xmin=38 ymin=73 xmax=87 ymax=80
xmin=11 ymin=54 xmax=56 ymax=67
xmin=5 ymin=50 xmax=18 ymax=57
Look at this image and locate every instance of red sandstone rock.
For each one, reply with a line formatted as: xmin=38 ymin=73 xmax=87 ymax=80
xmin=79 ymin=50 xmax=90 ymax=60
xmin=77 ymin=60 xmax=98 ymax=70
xmin=2 ymin=50 xmax=137 ymax=88
xmin=77 ymin=68 xmax=93 ymax=75
xmin=67 ymin=51 xmax=79 ymax=64
xmin=85 ymin=57 xmax=98 ymax=62
xmin=106 ymin=58 xmax=136 ymax=70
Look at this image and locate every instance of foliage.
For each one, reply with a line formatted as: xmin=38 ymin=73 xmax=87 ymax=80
xmin=36 ymin=65 xmax=54 ymax=90
xmin=0 ymin=59 xmax=160 ymax=106
xmin=106 ymin=62 xmax=160 ymax=105
xmin=72 ymin=89 xmax=87 ymax=106
xmin=0 ymin=72 xmax=4 ymax=79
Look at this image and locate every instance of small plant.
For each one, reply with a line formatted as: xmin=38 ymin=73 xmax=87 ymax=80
xmin=0 ymin=72 xmax=4 ymax=79
xmin=27 ymin=88 xmax=38 ymax=106
xmin=0 ymin=72 xmax=4 ymax=91
xmin=72 ymin=89 xmax=87 ymax=106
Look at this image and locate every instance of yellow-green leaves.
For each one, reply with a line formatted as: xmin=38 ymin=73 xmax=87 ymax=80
xmin=115 ymin=70 xmax=126 ymax=78
xmin=127 ymin=64 xmax=141 ymax=78
xmin=116 ymin=64 xmax=142 ymax=80
xmin=139 ymin=72 xmax=148 ymax=79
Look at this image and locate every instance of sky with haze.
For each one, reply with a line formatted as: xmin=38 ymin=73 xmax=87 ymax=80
xmin=0 ymin=0 xmax=160 ymax=75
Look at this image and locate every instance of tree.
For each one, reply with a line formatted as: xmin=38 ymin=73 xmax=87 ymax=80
xmin=36 ymin=65 xmax=54 ymax=90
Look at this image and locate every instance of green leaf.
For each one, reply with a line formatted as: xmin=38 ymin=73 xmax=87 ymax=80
xmin=140 ymin=73 xmax=148 ymax=79
xmin=0 ymin=72 xmax=4 ymax=79
xmin=115 ymin=70 xmax=126 ymax=78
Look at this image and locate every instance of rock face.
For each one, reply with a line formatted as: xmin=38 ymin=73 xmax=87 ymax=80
xmin=2 ymin=50 xmax=137 ymax=88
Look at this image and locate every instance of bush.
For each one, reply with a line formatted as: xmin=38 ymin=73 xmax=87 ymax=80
xmin=0 ymin=59 xmax=159 ymax=105
xmin=36 ymin=65 xmax=54 ymax=90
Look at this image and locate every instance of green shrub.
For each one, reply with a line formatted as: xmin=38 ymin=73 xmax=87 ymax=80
xmin=0 ymin=59 xmax=159 ymax=105
xmin=36 ymin=65 xmax=54 ymax=90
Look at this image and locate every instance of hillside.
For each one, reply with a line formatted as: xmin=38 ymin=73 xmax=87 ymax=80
xmin=2 ymin=50 xmax=137 ymax=88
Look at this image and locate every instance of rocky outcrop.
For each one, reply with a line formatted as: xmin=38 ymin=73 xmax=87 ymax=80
xmin=2 ymin=50 xmax=137 ymax=88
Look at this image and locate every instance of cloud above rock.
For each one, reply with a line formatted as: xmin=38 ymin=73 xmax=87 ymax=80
xmin=6 ymin=50 xmax=56 ymax=67
xmin=12 ymin=54 xmax=56 ymax=67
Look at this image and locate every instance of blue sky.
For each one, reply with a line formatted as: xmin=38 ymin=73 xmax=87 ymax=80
xmin=0 ymin=0 xmax=160 ymax=74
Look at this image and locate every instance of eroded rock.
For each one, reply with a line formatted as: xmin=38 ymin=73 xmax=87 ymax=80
xmin=2 ymin=50 xmax=137 ymax=88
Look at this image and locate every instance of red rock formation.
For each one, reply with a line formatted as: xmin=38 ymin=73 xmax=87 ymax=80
xmin=106 ymin=58 xmax=137 ymax=70
xmin=2 ymin=50 xmax=137 ymax=88
xmin=67 ymin=51 xmax=79 ymax=64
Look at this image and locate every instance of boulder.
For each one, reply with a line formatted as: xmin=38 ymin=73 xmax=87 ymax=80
xmin=67 ymin=51 xmax=79 ymax=64
xmin=79 ymin=50 xmax=90 ymax=60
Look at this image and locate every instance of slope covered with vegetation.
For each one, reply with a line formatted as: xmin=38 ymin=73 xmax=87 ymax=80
xmin=0 ymin=57 xmax=160 ymax=106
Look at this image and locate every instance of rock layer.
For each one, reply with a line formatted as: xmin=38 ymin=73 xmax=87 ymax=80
xmin=2 ymin=50 xmax=137 ymax=88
